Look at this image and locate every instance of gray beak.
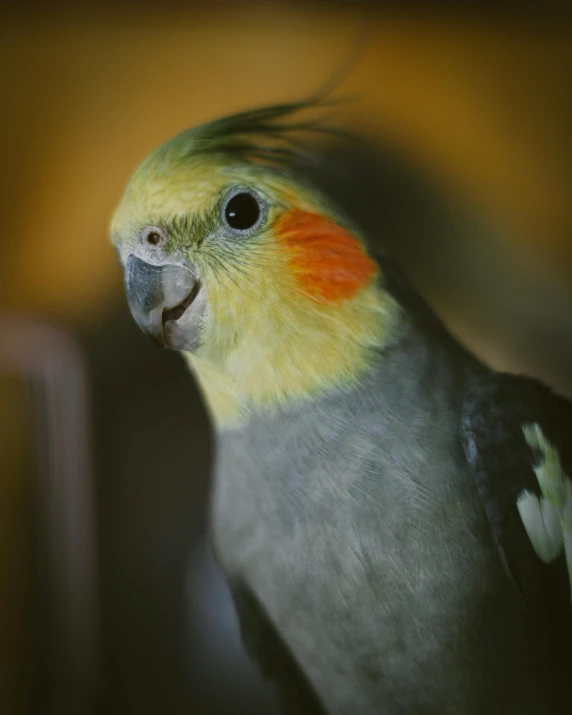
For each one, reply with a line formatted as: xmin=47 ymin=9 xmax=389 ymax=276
xmin=124 ymin=255 xmax=205 ymax=351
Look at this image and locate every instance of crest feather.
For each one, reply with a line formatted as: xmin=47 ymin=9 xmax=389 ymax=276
xmin=146 ymin=96 xmax=352 ymax=173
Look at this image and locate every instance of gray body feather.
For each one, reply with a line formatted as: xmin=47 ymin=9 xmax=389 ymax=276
xmin=211 ymin=319 xmax=562 ymax=714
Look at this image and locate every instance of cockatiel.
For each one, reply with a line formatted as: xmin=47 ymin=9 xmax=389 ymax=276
xmin=111 ymin=101 xmax=572 ymax=714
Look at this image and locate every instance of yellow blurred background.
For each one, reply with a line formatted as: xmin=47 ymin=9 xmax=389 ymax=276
xmin=1 ymin=9 xmax=571 ymax=326
xmin=1 ymin=5 xmax=571 ymax=714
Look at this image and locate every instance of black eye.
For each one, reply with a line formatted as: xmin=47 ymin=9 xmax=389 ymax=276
xmin=224 ymin=192 xmax=261 ymax=231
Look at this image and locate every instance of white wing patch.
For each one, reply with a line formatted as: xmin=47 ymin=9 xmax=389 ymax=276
xmin=517 ymin=423 xmax=572 ymax=600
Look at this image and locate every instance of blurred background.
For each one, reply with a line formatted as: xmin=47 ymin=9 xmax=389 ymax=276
xmin=1 ymin=3 xmax=571 ymax=713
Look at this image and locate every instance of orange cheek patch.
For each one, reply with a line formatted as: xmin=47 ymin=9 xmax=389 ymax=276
xmin=275 ymin=209 xmax=378 ymax=303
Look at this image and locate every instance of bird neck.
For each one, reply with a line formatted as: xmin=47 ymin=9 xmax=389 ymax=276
xmin=184 ymin=283 xmax=403 ymax=429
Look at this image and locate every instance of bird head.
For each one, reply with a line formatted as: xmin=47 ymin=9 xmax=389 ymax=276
xmin=111 ymin=102 xmax=400 ymax=425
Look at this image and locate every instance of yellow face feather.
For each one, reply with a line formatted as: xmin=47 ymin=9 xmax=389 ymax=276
xmin=112 ymin=112 xmax=402 ymax=427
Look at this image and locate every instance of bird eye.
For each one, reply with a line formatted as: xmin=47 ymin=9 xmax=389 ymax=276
xmin=223 ymin=192 xmax=262 ymax=232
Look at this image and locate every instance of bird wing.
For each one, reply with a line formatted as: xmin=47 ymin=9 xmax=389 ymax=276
xmin=460 ymin=372 xmax=572 ymax=670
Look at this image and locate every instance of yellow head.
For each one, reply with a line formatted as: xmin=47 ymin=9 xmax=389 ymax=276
xmin=111 ymin=103 xmax=400 ymax=426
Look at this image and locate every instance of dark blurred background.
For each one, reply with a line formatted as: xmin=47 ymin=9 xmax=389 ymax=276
xmin=1 ymin=3 xmax=572 ymax=714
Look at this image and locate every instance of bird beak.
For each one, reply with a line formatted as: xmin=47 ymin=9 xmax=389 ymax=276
xmin=124 ymin=255 xmax=205 ymax=351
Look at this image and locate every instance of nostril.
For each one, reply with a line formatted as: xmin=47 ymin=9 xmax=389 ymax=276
xmin=147 ymin=231 xmax=162 ymax=246
xmin=141 ymin=225 xmax=167 ymax=247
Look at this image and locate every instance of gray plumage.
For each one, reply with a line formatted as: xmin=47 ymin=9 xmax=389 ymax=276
xmin=211 ymin=315 xmax=569 ymax=714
